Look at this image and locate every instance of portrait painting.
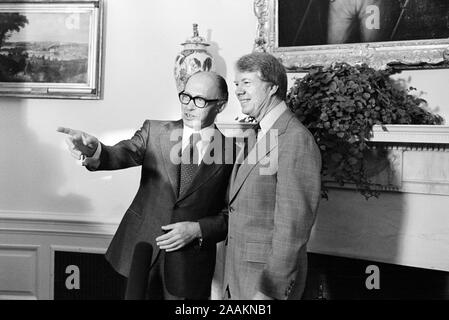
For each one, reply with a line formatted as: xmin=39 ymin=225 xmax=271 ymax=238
xmin=278 ymin=0 xmax=449 ymax=47
xmin=254 ymin=0 xmax=449 ymax=69
xmin=0 ymin=0 xmax=103 ymax=99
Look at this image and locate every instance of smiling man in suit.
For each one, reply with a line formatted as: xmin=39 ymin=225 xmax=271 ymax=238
xmin=58 ymin=71 xmax=234 ymax=300
xmin=223 ymin=52 xmax=322 ymax=300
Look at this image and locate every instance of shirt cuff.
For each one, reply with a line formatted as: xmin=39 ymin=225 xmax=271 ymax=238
xmin=81 ymin=143 xmax=101 ymax=167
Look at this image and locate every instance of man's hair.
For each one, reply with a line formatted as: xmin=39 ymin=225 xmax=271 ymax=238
xmin=236 ymin=52 xmax=287 ymax=100
xmin=188 ymin=71 xmax=229 ymax=102
xmin=213 ymin=72 xmax=229 ymax=102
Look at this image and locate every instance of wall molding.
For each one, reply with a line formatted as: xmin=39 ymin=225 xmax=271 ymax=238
xmin=0 ymin=216 xmax=115 ymax=299
xmin=0 ymin=244 xmax=40 ymax=300
xmin=0 ymin=210 xmax=118 ymax=237
xmin=371 ymin=125 xmax=449 ymax=144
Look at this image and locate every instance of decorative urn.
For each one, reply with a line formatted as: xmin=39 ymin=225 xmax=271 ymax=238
xmin=174 ymin=23 xmax=214 ymax=92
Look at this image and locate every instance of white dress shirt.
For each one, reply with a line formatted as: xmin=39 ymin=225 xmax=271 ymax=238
xmin=257 ymin=101 xmax=288 ymax=140
xmin=181 ymin=124 xmax=216 ymax=163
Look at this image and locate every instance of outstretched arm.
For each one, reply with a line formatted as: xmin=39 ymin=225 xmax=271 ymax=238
xmin=57 ymin=121 xmax=150 ymax=171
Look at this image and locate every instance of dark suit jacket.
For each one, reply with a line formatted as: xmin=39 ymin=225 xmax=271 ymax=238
xmin=89 ymin=119 xmax=234 ymax=298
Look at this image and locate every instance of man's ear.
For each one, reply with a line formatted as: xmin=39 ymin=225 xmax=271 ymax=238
xmin=269 ymin=84 xmax=279 ymax=97
xmin=217 ymin=101 xmax=227 ymax=113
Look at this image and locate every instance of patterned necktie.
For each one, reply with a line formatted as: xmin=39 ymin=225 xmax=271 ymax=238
xmin=245 ymin=123 xmax=261 ymax=158
xmin=179 ymin=132 xmax=202 ymax=197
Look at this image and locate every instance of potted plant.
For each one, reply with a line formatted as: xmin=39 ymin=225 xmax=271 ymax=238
xmin=286 ymin=63 xmax=444 ymax=199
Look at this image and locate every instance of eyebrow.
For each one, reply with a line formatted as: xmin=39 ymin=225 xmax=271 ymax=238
xmin=235 ymin=78 xmax=251 ymax=82
xmin=183 ymin=91 xmax=207 ymax=99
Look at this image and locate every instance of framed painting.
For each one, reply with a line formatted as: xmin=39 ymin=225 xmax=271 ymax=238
xmin=0 ymin=0 xmax=104 ymax=99
xmin=253 ymin=0 xmax=449 ymax=70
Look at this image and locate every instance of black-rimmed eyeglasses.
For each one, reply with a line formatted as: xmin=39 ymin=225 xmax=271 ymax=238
xmin=178 ymin=91 xmax=224 ymax=109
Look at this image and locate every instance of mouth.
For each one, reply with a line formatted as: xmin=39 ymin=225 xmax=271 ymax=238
xmin=184 ymin=113 xmax=196 ymax=119
xmin=238 ymin=99 xmax=250 ymax=104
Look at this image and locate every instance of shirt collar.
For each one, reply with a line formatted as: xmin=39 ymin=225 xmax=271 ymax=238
xmin=182 ymin=123 xmax=216 ymax=144
xmin=258 ymin=101 xmax=288 ymax=134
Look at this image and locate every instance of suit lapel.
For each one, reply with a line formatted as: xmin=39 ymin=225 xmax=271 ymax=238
xmin=229 ymin=137 xmax=247 ymax=193
xmin=229 ymin=135 xmax=277 ymax=204
xmin=160 ymin=120 xmax=183 ymax=198
xmin=229 ymin=110 xmax=293 ymax=204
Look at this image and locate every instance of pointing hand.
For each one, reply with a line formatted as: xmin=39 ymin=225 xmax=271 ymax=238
xmin=57 ymin=126 xmax=99 ymax=160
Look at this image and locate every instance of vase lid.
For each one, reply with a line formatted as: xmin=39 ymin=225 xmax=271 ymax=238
xmin=181 ymin=23 xmax=210 ymax=47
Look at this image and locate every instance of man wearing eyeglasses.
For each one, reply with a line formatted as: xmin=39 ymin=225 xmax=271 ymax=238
xmin=57 ymin=71 xmax=234 ymax=300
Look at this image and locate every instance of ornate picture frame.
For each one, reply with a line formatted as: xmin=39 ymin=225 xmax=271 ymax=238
xmin=253 ymin=0 xmax=449 ymax=70
xmin=0 ymin=0 xmax=104 ymax=99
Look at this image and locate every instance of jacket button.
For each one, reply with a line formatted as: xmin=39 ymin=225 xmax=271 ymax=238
xmin=229 ymin=206 xmax=234 ymax=213
xmin=173 ymin=204 xmax=179 ymax=209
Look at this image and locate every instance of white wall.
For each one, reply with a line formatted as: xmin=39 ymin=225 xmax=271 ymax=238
xmin=392 ymin=69 xmax=449 ymax=123
xmin=0 ymin=0 xmax=256 ymax=223
xmin=0 ymin=0 xmax=448 ymax=225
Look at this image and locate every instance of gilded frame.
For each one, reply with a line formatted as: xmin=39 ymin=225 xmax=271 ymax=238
xmin=0 ymin=0 xmax=104 ymax=99
xmin=253 ymin=0 xmax=449 ymax=70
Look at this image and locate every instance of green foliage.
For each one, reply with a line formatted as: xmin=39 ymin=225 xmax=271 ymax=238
xmin=286 ymin=63 xmax=444 ymax=199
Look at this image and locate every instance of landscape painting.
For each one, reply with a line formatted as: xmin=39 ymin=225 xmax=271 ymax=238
xmin=0 ymin=1 xmax=103 ymax=99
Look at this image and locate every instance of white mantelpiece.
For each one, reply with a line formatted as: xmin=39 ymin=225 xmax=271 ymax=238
xmin=371 ymin=125 xmax=449 ymax=144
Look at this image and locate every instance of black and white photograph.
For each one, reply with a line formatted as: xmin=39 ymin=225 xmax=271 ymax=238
xmin=0 ymin=0 xmax=448 ymax=310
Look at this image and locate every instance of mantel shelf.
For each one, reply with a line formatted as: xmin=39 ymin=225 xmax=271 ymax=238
xmin=371 ymin=125 xmax=449 ymax=144
xmin=217 ymin=123 xmax=449 ymax=145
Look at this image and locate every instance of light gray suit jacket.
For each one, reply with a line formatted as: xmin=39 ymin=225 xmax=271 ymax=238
xmin=223 ymin=108 xmax=321 ymax=300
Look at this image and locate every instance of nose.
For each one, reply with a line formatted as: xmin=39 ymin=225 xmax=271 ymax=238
xmin=235 ymin=84 xmax=245 ymax=96
xmin=185 ymin=99 xmax=196 ymax=110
